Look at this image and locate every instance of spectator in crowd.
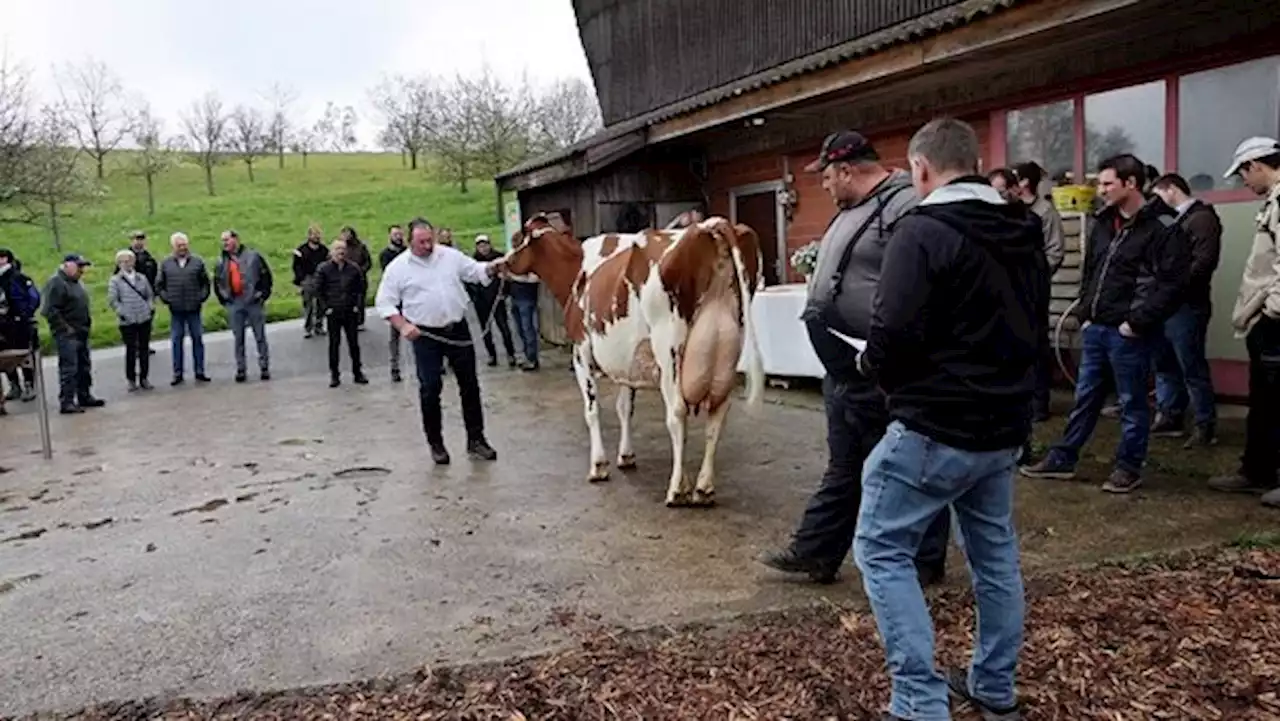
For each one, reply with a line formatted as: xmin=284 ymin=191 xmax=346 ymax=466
xmin=986 ymin=167 xmax=1019 ymax=202
xmin=759 ymin=130 xmax=951 ymax=586
xmin=468 ymin=234 xmax=517 ymax=368
xmin=156 ymin=232 xmax=212 ymax=385
xmin=666 ymin=208 xmax=706 ymax=229
xmin=1013 ymin=161 xmax=1067 ymax=421
xmin=854 ymin=117 xmax=1044 ymax=721
xmin=375 ymin=217 xmax=503 ymax=464
xmin=214 ymin=229 xmax=273 ymax=383
xmin=508 ymin=212 xmax=563 ymax=373
xmin=1211 ymin=136 xmax=1280 ymax=510
xmin=339 ymin=225 xmax=373 ymax=329
xmin=1150 ymin=173 xmax=1222 ymax=447
xmin=437 ymin=228 xmax=454 ymax=247
xmin=107 ymin=249 xmax=156 ymax=392
xmin=1022 ymin=154 xmax=1190 ymax=493
xmin=126 ymin=230 xmax=159 ymax=357
xmin=293 ymin=223 xmax=329 ymax=338
xmin=380 ymin=224 xmax=408 ymax=382
xmin=316 ymin=238 xmax=368 ymax=387
xmin=0 ymin=249 xmax=39 ymax=404
xmin=43 ymin=254 xmax=105 ymax=414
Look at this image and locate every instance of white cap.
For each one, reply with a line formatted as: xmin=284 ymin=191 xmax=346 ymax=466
xmin=1224 ymin=136 xmax=1280 ymax=179
xmin=475 ymin=234 xmax=490 ymax=243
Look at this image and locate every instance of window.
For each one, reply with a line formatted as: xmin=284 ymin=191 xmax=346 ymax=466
xmin=1084 ymin=81 xmax=1166 ymax=177
xmin=1179 ymin=55 xmax=1280 ymax=192
xmin=1006 ymin=100 xmax=1076 ymax=185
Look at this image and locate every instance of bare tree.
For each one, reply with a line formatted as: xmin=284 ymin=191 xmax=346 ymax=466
xmin=57 ymin=59 xmax=130 ymax=179
xmin=0 ymin=55 xmax=35 ymax=221
xmin=425 ymin=76 xmax=482 ymax=193
xmin=289 ymin=125 xmax=316 ymax=168
xmin=228 ymin=105 xmax=267 ymax=182
xmin=181 ymin=92 xmax=228 ymax=196
xmin=314 ymin=101 xmax=359 ymax=152
xmin=369 ymin=75 xmax=431 ymax=170
xmin=467 ymin=67 xmax=535 ymax=179
xmin=20 ymin=105 xmax=101 ymax=250
xmin=532 ymin=77 xmax=602 ymax=152
xmin=126 ymin=102 xmax=177 ymax=215
xmin=262 ymin=82 xmax=296 ymax=169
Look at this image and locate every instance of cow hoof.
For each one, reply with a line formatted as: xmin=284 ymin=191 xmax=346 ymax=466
xmin=617 ymin=454 xmax=637 ymax=470
xmin=665 ymin=491 xmax=694 ymax=507
xmin=692 ymin=489 xmax=716 ymax=506
xmin=588 ymin=462 xmax=611 ymax=483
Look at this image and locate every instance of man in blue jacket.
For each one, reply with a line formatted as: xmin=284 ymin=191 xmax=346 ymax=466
xmin=0 ymin=249 xmax=40 ymax=403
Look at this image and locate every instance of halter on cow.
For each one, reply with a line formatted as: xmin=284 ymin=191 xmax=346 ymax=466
xmin=506 ymin=215 xmax=765 ymax=507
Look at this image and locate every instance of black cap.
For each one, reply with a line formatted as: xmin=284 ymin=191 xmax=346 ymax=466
xmin=63 ymin=253 xmax=92 ymax=266
xmin=805 ymin=131 xmax=878 ymax=172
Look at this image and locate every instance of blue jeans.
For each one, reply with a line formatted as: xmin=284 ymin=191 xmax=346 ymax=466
xmin=510 ymin=283 xmax=540 ymax=365
xmin=170 ymin=310 xmax=205 ymax=377
xmin=1049 ymin=323 xmax=1152 ymax=474
xmin=855 ymin=421 xmax=1024 ymax=720
xmin=1154 ymin=304 xmax=1216 ymax=428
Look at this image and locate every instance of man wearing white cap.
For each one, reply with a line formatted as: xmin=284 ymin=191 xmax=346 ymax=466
xmin=1211 ymin=136 xmax=1280 ymax=509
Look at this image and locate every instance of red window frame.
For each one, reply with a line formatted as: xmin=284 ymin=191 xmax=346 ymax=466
xmin=989 ymin=52 xmax=1280 ymax=205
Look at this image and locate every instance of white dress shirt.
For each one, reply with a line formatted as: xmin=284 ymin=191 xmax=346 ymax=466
xmin=375 ymin=246 xmax=492 ymax=328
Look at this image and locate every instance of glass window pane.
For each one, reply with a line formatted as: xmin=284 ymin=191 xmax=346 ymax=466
xmin=1007 ymin=100 xmax=1077 ymax=186
xmin=1084 ymin=81 xmax=1166 ymax=178
xmin=1179 ymin=56 xmax=1280 ymax=192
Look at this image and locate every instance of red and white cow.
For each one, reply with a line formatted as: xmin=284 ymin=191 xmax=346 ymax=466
xmin=505 ymin=215 xmax=765 ymax=507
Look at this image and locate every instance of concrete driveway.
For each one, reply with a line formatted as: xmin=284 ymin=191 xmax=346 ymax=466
xmin=0 ymin=317 xmax=830 ymax=716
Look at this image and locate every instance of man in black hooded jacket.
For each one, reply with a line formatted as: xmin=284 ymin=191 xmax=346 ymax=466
xmin=853 ymin=117 xmax=1045 ymax=721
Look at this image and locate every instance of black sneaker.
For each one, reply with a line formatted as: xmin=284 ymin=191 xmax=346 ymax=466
xmin=757 ymin=548 xmax=841 ymax=584
xmin=329 ymin=376 xmax=341 ymax=388
xmin=304 ymin=331 xmax=313 ymax=339
xmin=508 ymin=358 xmax=518 ymax=369
xmin=171 ymin=375 xmax=184 ymax=386
xmin=195 ymin=374 xmax=211 ymax=383
xmin=235 ymin=371 xmax=247 ymax=383
xmin=1183 ymin=425 xmax=1218 ymax=449
xmin=260 ymin=370 xmax=271 ymax=381
xmin=467 ymin=438 xmax=498 ymax=461
xmin=946 ymin=668 xmax=1021 ymax=720
xmin=430 ymin=444 xmax=450 ymax=465
xmin=1102 ymin=468 xmax=1142 ymax=494
xmin=1019 ymin=456 xmax=1075 ymax=480
xmin=1150 ymin=412 xmax=1187 ymax=438
xmin=487 ymin=357 xmax=498 ymax=367
xmin=139 ymin=379 xmax=154 ymax=391
xmin=60 ymin=404 xmax=84 ymax=415
xmin=353 ymin=373 xmax=369 ymax=385
xmin=391 ymin=370 xmax=402 ymax=383
xmin=79 ymin=397 xmax=105 ymax=408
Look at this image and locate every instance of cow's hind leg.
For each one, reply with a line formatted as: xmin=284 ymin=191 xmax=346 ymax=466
xmin=692 ymin=400 xmax=730 ymax=506
xmin=616 ymin=387 xmax=637 ymax=469
xmin=573 ymin=348 xmax=610 ymax=482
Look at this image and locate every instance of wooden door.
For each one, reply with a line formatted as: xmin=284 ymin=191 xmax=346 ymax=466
xmin=734 ymin=191 xmax=781 ymax=286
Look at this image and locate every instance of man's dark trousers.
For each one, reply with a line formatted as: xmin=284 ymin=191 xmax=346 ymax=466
xmin=54 ymin=331 xmax=93 ymax=407
xmin=1241 ymin=316 xmax=1280 ymax=487
xmin=476 ymin=295 xmax=516 ymax=363
xmin=326 ymin=311 xmax=362 ymax=377
xmin=411 ymin=321 xmax=485 ymax=446
xmin=791 ymin=375 xmax=951 ymax=569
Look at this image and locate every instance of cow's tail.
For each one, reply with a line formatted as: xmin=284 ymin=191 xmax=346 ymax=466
xmin=729 ymin=238 xmax=765 ymax=415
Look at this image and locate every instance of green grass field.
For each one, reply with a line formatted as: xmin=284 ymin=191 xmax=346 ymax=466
xmin=2 ymin=152 xmax=508 ymax=350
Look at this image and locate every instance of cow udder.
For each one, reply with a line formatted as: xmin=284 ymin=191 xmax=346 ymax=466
xmin=679 ymin=293 xmax=743 ymax=414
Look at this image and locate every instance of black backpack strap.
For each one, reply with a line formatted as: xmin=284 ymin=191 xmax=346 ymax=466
xmin=829 ymin=184 xmax=911 ymax=300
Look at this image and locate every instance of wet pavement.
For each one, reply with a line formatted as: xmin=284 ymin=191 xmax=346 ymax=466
xmin=0 ymin=316 xmax=831 ymax=717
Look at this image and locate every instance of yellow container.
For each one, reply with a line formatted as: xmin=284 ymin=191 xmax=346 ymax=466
xmin=1052 ymin=185 xmax=1096 ymax=212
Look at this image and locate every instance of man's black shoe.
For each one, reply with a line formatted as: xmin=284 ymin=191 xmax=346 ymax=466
xmin=353 ymin=373 xmax=369 ymax=385
xmin=260 ymin=370 xmax=271 ymax=381
xmin=757 ymin=548 xmax=841 ymax=584
xmin=946 ymin=667 xmax=1021 ymax=719
xmin=391 ymin=370 xmax=403 ymax=383
xmin=235 ymin=371 xmax=247 ymax=383
xmin=430 ymin=444 xmax=450 ymax=465
xmin=171 ymin=375 xmax=185 ymax=386
xmin=60 ymin=404 xmax=84 ymax=415
xmin=195 ymin=374 xmax=211 ymax=383
xmin=329 ymin=376 xmax=341 ymax=388
xmin=79 ymin=397 xmax=105 ymax=408
xmin=467 ymin=438 xmax=498 ymax=461
xmin=487 ymin=357 xmax=498 ymax=367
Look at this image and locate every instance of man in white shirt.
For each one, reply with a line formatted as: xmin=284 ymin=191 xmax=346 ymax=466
xmin=375 ymin=217 xmax=505 ymax=464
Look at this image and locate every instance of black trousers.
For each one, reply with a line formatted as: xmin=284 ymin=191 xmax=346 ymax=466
xmin=1241 ymin=316 xmax=1280 ymax=487
xmin=54 ymin=332 xmax=93 ymax=407
xmin=476 ymin=296 xmax=516 ymax=362
xmin=1033 ymin=325 xmax=1054 ymax=417
xmin=120 ymin=320 xmax=152 ymax=382
xmin=326 ymin=312 xmax=362 ymax=376
xmin=411 ymin=321 xmax=485 ymax=446
xmin=791 ymin=375 xmax=951 ymax=568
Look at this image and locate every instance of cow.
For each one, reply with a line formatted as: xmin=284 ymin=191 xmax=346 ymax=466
xmin=505 ymin=215 xmax=765 ymax=507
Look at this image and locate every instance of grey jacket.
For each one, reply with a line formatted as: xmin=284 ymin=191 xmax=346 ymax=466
xmin=805 ymin=170 xmax=918 ymax=340
xmin=107 ymin=271 xmax=155 ymax=326
xmin=214 ymin=246 xmax=273 ymax=307
xmin=42 ymin=270 xmax=91 ymax=337
xmin=156 ymin=254 xmax=211 ymax=314
xmin=1029 ymin=196 xmax=1066 ymax=274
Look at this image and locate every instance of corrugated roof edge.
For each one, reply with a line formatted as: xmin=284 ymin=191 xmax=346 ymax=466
xmin=495 ymin=0 xmax=1018 ymax=183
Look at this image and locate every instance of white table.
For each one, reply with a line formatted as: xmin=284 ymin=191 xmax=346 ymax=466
xmin=737 ymin=283 xmax=826 ymax=379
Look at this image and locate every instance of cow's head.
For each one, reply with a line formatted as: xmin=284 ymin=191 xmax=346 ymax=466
xmin=505 ymin=213 xmax=584 ymax=306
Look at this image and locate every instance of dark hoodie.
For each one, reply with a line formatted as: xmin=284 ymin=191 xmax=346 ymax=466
xmin=858 ymin=177 xmax=1048 ymax=452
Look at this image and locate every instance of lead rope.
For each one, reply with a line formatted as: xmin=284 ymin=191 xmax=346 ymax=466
xmin=1054 ymin=298 xmax=1080 ymax=385
xmin=408 ymin=275 xmax=511 ymax=347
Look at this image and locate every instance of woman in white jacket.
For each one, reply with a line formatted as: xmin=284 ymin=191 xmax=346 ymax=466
xmin=108 ymin=249 xmax=156 ymax=391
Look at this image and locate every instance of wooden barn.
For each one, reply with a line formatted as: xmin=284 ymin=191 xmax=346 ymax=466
xmin=495 ymin=0 xmax=1280 ymax=397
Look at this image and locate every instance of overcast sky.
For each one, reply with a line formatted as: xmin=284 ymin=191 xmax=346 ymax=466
xmin=0 ymin=0 xmax=593 ymax=147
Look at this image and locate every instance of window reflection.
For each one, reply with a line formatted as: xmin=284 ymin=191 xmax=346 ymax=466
xmin=1084 ymin=81 xmax=1165 ymax=172
xmin=1179 ymin=56 xmax=1280 ymax=191
xmin=1007 ymin=100 xmax=1076 ymax=186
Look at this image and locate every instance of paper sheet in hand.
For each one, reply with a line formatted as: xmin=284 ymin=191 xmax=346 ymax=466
xmin=826 ymin=327 xmax=867 ymax=352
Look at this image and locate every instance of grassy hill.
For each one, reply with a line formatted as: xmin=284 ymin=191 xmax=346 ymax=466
xmin=2 ymin=152 xmax=508 ymax=350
